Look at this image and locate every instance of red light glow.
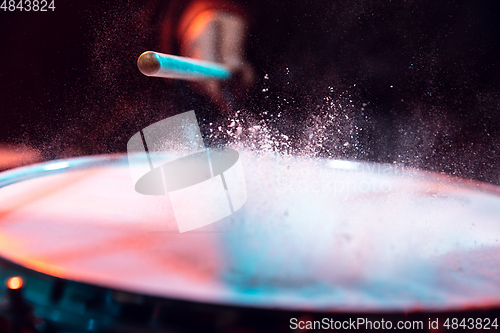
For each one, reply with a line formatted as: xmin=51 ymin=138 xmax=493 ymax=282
xmin=7 ymin=276 xmax=23 ymax=290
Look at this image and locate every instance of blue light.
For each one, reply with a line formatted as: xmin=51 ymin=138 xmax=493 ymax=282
xmin=42 ymin=161 xmax=70 ymax=171
xmin=327 ymin=160 xmax=360 ymax=170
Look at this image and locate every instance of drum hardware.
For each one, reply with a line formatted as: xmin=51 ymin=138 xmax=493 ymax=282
xmin=0 ymin=276 xmax=46 ymax=333
xmin=0 ymin=261 xmax=293 ymax=332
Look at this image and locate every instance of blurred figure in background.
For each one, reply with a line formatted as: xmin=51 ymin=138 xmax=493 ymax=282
xmin=158 ymin=0 xmax=255 ymax=115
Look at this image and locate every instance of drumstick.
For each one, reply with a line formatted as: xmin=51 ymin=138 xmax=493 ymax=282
xmin=137 ymin=51 xmax=231 ymax=80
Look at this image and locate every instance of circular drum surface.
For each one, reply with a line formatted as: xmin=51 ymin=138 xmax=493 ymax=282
xmin=0 ymin=152 xmax=499 ymax=313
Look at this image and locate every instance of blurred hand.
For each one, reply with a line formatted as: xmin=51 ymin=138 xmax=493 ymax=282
xmin=179 ymin=11 xmax=254 ymax=115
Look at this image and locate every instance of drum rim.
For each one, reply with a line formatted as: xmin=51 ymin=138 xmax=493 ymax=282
xmin=1 ymin=153 xmax=499 ymax=196
xmin=2 ymin=251 xmax=500 ymax=317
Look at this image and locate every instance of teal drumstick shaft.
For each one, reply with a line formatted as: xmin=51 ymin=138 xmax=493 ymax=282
xmin=137 ymin=51 xmax=231 ymax=80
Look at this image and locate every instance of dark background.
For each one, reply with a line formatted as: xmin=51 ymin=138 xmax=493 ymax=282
xmin=0 ymin=0 xmax=499 ymax=182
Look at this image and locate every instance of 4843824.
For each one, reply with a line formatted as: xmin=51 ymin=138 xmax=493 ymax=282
xmin=1 ymin=0 xmax=55 ymax=11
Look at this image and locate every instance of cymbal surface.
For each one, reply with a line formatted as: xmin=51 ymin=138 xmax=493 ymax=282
xmin=0 ymin=152 xmax=499 ymax=312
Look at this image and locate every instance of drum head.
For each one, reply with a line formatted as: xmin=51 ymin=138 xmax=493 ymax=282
xmin=0 ymin=152 xmax=499 ymax=313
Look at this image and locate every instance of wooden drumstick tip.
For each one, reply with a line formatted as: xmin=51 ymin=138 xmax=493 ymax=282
xmin=137 ymin=51 xmax=160 ymax=76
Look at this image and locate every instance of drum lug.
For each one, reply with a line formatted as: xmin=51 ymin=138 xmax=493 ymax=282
xmin=0 ymin=276 xmax=49 ymax=333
